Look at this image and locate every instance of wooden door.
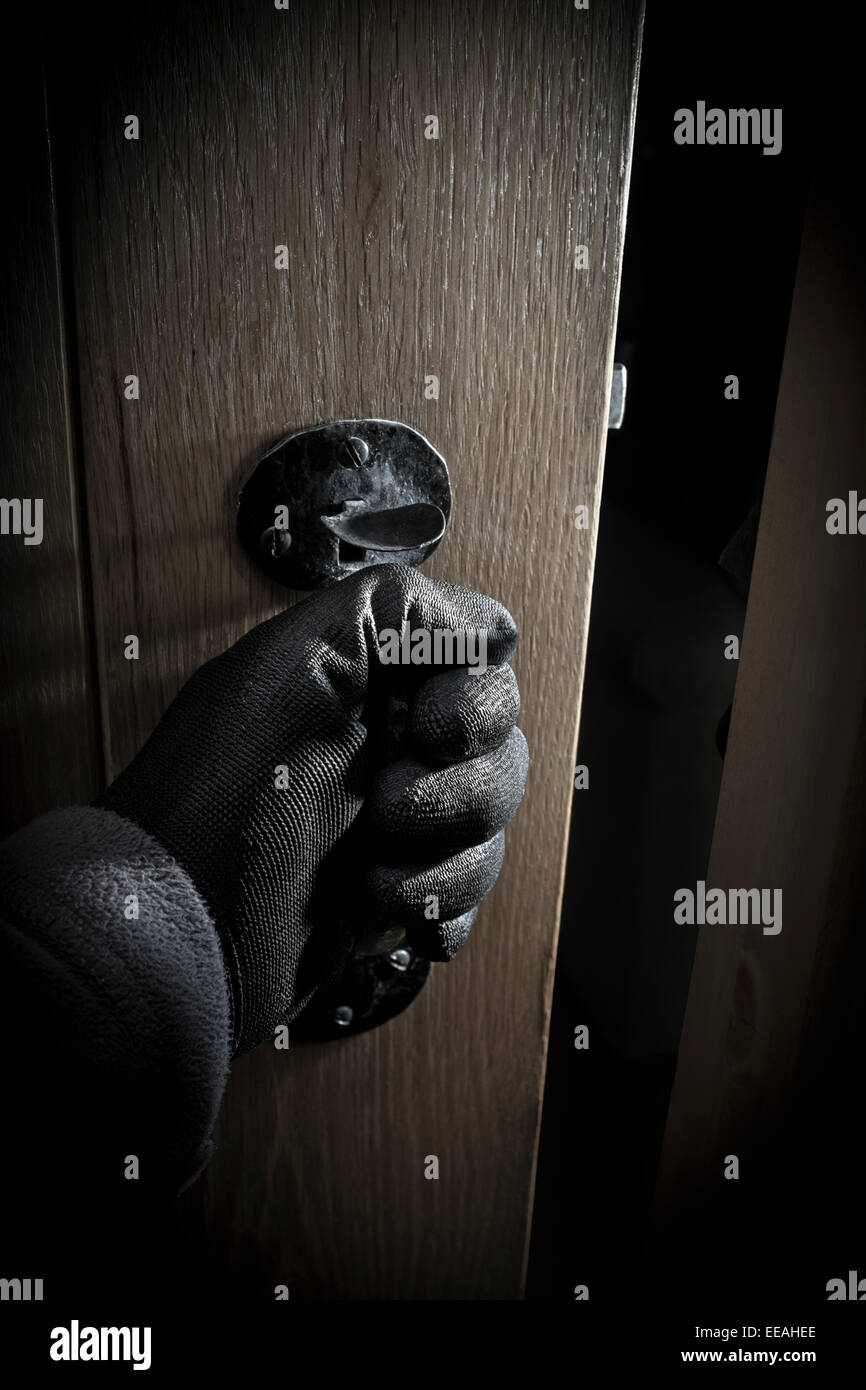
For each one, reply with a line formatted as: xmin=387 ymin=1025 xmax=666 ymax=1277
xmin=6 ymin=0 xmax=643 ymax=1299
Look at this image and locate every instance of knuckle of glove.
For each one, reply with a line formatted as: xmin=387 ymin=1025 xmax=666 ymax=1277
xmin=406 ymin=907 xmax=478 ymax=963
xmin=409 ymin=662 xmax=521 ymax=763
xmin=363 ymin=564 xmax=520 ymax=668
xmin=365 ymin=830 xmax=506 ymax=927
xmin=368 ymin=727 xmax=529 ymax=849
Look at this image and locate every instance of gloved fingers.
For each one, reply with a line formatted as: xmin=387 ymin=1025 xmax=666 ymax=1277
xmin=365 ymin=829 xmax=506 ymax=927
xmin=361 ymin=563 xmax=519 ymax=673
xmin=367 ymin=726 xmax=528 ymax=850
xmin=408 ymin=662 xmax=521 ymax=764
xmin=406 ymin=906 xmax=478 ymax=962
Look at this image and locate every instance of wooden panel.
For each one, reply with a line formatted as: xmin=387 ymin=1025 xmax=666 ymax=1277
xmin=654 ymin=173 xmax=866 ymax=1222
xmin=49 ymin=0 xmax=642 ymax=1297
xmin=0 ymin=42 xmax=101 ymax=833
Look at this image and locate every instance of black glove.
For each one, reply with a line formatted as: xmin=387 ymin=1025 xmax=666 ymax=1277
xmin=97 ymin=563 xmax=528 ymax=1054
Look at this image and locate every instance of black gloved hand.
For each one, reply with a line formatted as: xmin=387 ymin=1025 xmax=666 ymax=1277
xmin=97 ymin=563 xmax=528 ymax=1054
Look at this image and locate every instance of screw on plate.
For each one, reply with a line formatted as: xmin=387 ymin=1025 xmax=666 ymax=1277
xmin=338 ymin=436 xmax=370 ymax=469
xmin=388 ymin=948 xmax=412 ymax=972
xmin=288 ymin=948 xmax=432 ymax=1042
xmin=259 ymin=525 xmax=292 ymax=559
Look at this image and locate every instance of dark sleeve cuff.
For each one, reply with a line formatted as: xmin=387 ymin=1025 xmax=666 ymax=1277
xmin=0 ymin=805 xmax=232 ymax=1198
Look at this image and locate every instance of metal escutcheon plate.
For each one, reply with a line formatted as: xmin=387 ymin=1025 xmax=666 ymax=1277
xmin=290 ymin=944 xmax=430 ymax=1042
xmin=237 ymin=418 xmax=452 ymax=589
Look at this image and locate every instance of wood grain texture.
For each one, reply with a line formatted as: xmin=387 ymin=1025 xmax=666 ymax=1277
xmin=0 ymin=41 xmax=101 ymax=834
xmin=50 ymin=0 xmax=642 ymax=1297
xmin=654 ymin=175 xmax=866 ymax=1223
